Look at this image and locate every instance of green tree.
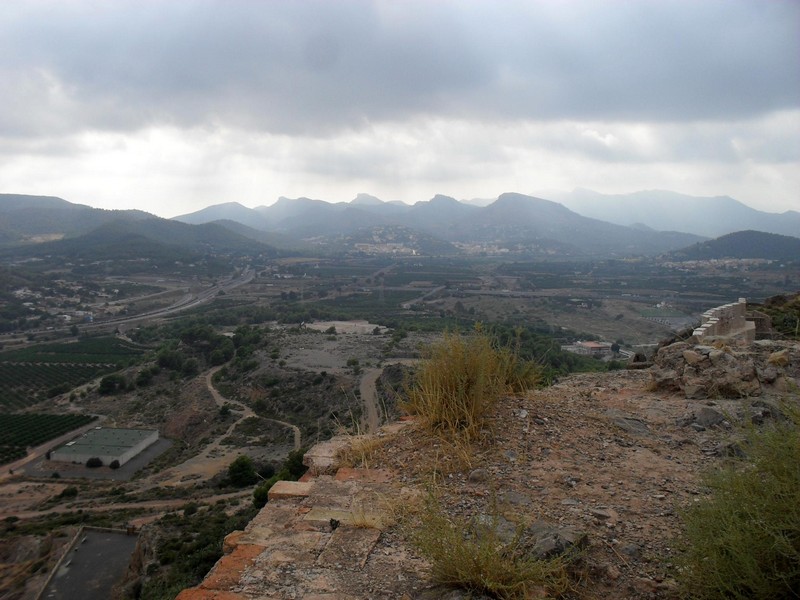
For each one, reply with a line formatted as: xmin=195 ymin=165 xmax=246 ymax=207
xmin=227 ymin=455 xmax=258 ymax=487
xmin=98 ymin=373 xmax=127 ymax=394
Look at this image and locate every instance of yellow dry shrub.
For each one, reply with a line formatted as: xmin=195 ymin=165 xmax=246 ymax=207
xmin=402 ymin=330 xmax=539 ymax=442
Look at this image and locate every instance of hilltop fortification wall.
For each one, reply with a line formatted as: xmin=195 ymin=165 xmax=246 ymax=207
xmin=693 ymin=298 xmax=755 ymax=343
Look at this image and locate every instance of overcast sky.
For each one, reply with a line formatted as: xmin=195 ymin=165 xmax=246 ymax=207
xmin=1 ymin=0 xmax=798 ymax=217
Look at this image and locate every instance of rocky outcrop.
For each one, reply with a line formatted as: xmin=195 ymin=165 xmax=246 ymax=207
xmin=650 ymin=340 xmax=799 ymax=399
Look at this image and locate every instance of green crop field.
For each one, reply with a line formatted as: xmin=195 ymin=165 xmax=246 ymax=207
xmin=0 ymin=336 xmax=144 ymax=365
xmin=0 ymin=413 xmax=97 ymax=465
xmin=0 ymin=363 xmax=116 ymax=410
xmin=0 ymin=336 xmax=145 ymax=410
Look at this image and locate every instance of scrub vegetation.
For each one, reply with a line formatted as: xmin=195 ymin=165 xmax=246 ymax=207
xmin=402 ymin=329 xmax=539 ymax=441
xmin=679 ymin=405 xmax=800 ymax=599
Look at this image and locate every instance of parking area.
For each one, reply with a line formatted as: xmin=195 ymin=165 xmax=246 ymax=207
xmin=42 ymin=529 xmax=138 ymax=600
xmin=22 ymin=438 xmax=172 ymax=481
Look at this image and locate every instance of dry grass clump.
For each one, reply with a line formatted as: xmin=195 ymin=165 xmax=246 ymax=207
xmin=767 ymin=349 xmax=790 ymax=367
xmin=410 ymin=496 xmax=570 ymax=599
xmin=336 ymin=434 xmax=387 ymax=469
xmin=679 ymin=403 xmax=800 ymax=599
xmin=402 ymin=330 xmax=539 ymax=441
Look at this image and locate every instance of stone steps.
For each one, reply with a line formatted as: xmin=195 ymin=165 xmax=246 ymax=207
xmin=176 ymin=425 xmax=423 ymax=599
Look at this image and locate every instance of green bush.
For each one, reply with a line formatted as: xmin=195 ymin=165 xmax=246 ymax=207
xmin=679 ymin=406 xmax=800 ymax=599
xmin=253 ymin=476 xmax=278 ymax=508
xmin=58 ymin=486 xmax=78 ymax=499
xmin=98 ymin=373 xmax=127 ymax=394
xmin=227 ymin=455 xmax=257 ymax=487
xmin=402 ymin=330 xmax=539 ymax=440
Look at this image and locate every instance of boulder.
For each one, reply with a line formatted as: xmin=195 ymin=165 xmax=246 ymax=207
xmin=694 ymin=407 xmax=726 ymax=428
xmin=522 ymin=520 xmax=588 ymax=560
xmin=651 ymin=342 xmax=768 ymax=399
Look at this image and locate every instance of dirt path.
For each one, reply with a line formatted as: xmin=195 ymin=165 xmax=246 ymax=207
xmin=148 ymin=367 xmax=300 ymax=486
xmin=359 ymin=359 xmax=419 ymax=434
xmin=265 ymin=418 xmax=301 ymax=450
xmin=359 ymin=368 xmax=382 ymax=433
xmin=204 ymin=366 xmax=301 ymax=450
xmin=0 ymin=490 xmax=253 ymax=522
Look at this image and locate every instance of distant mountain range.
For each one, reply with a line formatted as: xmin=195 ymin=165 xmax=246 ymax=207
xmin=174 ymin=192 xmax=706 ymax=257
xmin=551 ymin=189 xmax=800 ymax=239
xmin=1 ymin=190 xmax=798 ymax=262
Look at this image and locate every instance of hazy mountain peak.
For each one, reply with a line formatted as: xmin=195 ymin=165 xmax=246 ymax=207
xmin=351 ymin=193 xmax=384 ymax=205
xmin=556 ymin=189 xmax=800 ymax=238
xmin=494 ymin=192 xmax=567 ymax=211
xmin=427 ymin=194 xmax=460 ymax=205
xmin=277 ymin=196 xmax=322 ymax=204
xmin=172 ymin=201 xmax=259 ymax=225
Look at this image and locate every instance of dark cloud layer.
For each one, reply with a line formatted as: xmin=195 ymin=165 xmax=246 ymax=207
xmin=1 ymin=0 xmax=798 ymax=138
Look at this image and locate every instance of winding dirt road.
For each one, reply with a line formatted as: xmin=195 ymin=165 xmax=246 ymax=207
xmin=149 ymin=366 xmax=301 ymax=486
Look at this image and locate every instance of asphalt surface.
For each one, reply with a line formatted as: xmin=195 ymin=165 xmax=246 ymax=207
xmin=42 ymin=530 xmax=138 ymax=600
xmin=22 ymin=438 xmax=173 ymax=481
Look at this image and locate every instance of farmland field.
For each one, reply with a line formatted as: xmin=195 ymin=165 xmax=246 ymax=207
xmin=0 ymin=413 xmax=97 ymax=465
xmin=0 ymin=336 xmax=144 ymax=365
xmin=0 ymin=336 xmax=145 ymax=410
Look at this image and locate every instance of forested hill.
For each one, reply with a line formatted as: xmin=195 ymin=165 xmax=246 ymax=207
xmin=669 ymin=230 xmax=800 ymax=261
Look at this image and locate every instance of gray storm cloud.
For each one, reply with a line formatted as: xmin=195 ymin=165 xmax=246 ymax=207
xmin=1 ymin=0 xmax=798 ymax=138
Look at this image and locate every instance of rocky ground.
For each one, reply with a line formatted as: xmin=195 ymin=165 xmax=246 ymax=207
xmin=178 ymin=337 xmax=799 ymax=599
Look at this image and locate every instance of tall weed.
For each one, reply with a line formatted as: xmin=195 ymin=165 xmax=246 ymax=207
xmin=402 ymin=330 xmax=538 ymax=441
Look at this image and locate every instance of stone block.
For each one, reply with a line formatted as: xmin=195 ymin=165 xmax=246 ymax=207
xmin=334 ymin=468 xmax=393 ymax=483
xmin=268 ymin=480 xmax=313 ymax=501
xmin=316 ymin=526 xmax=381 ymax=570
xmin=303 ymin=436 xmax=352 ymax=474
xmin=222 ymin=530 xmax=244 ymax=554
xmin=199 ymin=544 xmax=264 ymax=591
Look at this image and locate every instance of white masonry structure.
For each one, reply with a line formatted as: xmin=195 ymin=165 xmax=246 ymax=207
xmin=693 ymin=298 xmax=756 ymax=343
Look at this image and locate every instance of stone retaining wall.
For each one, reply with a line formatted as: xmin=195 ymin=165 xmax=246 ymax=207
xmin=693 ymin=298 xmax=755 ymax=343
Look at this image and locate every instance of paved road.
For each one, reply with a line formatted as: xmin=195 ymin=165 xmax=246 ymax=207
xmin=34 ymin=268 xmax=255 ymax=338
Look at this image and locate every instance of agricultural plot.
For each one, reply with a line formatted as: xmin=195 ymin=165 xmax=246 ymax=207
xmin=0 ymin=413 xmax=97 ymax=465
xmin=0 ymin=363 xmax=115 ymax=410
xmin=0 ymin=336 xmax=145 ymax=410
xmin=0 ymin=336 xmax=144 ymax=365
